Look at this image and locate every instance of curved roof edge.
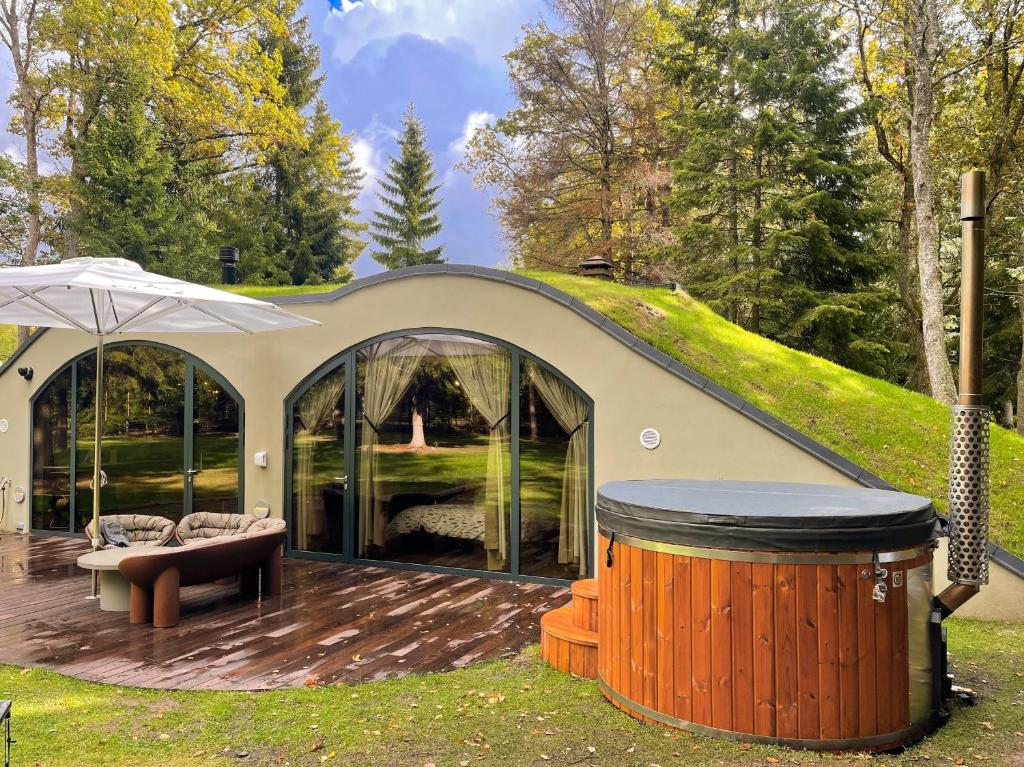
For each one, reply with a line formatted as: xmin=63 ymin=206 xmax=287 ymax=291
xmin=6 ymin=263 xmax=1022 ymax=581
xmin=272 ymin=263 xmax=892 ymax=490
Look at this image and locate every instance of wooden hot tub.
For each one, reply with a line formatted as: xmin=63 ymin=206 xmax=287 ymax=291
xmin=597 ymin=480 xmax=939 ymax=752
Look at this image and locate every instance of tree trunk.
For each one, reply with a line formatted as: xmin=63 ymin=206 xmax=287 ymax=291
xmin=16 ymin=101 xmax=39 ymax=347
xmin=726 ymin=0 xmax=741 ymax=325
xmin=1 ymin=0 xmax=44 ymax=346
xmin=907 ymin=0 xmax=957 ymax=403
xmin=527 ymin=382 xmax=539 ymax=441
xmin=408 ymin=401 xmax=427 ymax=449
xmin=896 ymin=170 xmax=930 ymax=393
xmin=750 ymin=148 xmax=763 ymax=334
xmin=62 ymin=154 xmax=85 ymax=259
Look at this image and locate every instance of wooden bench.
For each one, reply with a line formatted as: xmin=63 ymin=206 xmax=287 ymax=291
xmin=117 ymin=523 xmax=286 ymax=627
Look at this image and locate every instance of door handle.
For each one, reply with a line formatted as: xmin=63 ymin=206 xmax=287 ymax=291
xmin=186 ymin=468 xmax=203 ymax=481
xmin=333 ymin=475 xmax=348 ymax=489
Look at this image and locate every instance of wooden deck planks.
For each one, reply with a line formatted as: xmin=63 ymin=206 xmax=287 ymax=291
xmin=0 ymin=534 xmax=571 ymax=690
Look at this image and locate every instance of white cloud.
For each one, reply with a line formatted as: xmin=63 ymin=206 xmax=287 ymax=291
xmin=350 ymin=116 xmax=400 ymax=211
xmin=447 ymin=110 xmax=494 ymax=156
xmin=321 ymin=0 xmax=540 ymax=64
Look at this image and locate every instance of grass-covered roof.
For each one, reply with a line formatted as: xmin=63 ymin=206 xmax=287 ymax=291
xmin=3 ymin=272 xmax=1022 ymax=558
xmin=525 ymin=272 xmax=1024 ymax=560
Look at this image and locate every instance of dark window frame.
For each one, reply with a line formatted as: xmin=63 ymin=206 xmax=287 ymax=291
xmin=283 ymin=327 xmax=595 ymax=586
xmin=28 ymin=340 xmax=245 ymax=535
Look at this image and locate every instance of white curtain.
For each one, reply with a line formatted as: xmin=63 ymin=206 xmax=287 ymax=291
xmin=358 ymin=338 xmax=426 ymax=554
xmin=294 ymin=370 xmax=344 ymax=547
xmin=528 ymin=361 xmax=589 ymax=576
xmin=439 ymin=340 xmax=511 ymax=571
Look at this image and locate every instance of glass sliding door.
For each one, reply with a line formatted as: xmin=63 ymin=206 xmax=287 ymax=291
xmin=291 ymin=362 xmax=346 ymax=554
xmin=189 ymin=365 xmax=242 ymax=516
xmin=76 ymin=347 xmax=187 ymax=523
xmin=519 ymin=360 xmax=590 ymax=579
xmin=284 ymin=331 xmax=592 ymax=584
xmin=355 ymin=335 xmax=512 ymax=573
xmin=31 ymin=367 xmax=72 ymax=531
xmin=31 ymin=344 xmax=243 ymax=532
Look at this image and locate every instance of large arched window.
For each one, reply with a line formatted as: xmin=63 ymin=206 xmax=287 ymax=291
xmin=31 ymin=343 xmax=243 ymax=533
xmin=286 ymin=330 xmax=593 ymax=583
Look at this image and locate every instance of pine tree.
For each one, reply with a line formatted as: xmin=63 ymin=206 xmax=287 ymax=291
xmin=370 ymin=104 xmax=445 ymax=268
xmin=252 ymin=4 xmax=366 ymax=285
xmin=284 ymin=101 xmax=366 ymax=285
xmin=664 ymin=0 xmax=889 ymax=375
xmin=77 ymin=64 xmax=178 ymax=269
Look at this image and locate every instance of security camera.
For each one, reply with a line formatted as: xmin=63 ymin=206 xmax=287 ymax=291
xmin=17 ymin=366 xmax=33 ymax=381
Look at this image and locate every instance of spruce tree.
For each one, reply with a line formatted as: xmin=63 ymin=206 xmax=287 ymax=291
xmin=251 ymin=5 xmax=366 ymax=285
xmin=370 ymin=104 xmax=445 ymax=268
xmin=77 ymin=64 xmax=177 ymax=269
xmin=663 ymin=0 xmax=888 ymax=375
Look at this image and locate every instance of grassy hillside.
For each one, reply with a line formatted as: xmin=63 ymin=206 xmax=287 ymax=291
xmin=529 ymin=272 xmax=1024 ymax=559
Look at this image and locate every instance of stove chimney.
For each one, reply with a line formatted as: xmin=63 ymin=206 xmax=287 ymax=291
xmin=219 ymin=246 xmax=240 ymax=285
xmin=938 ymin=171 xmax=989 ymax=615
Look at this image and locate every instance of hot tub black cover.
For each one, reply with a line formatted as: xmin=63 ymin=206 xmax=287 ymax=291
xmin=597 ymin=479 xmax=937 ymax=552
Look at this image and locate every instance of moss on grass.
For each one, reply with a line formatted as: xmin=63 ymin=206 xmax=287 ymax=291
xmin=0 ymin=617 xmax=1020 ymax=766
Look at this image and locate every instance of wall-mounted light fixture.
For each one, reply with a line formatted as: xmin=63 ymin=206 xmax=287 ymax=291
xmin=16 ymin=367 xmax=32 ymax=381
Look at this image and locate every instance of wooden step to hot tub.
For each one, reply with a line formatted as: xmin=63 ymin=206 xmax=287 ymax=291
xmin=540 ymin=605 xmax=598 ymax=679
xmin=570 ymin=578 xmax=598 ymax=632
xmin=540 ymin=578 xmax=599 ymax=679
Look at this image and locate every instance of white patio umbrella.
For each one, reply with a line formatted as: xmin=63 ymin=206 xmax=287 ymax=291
xmin=0 ymin=257 xmax=319 ymax=576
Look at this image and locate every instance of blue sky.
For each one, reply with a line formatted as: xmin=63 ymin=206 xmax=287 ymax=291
xmin=307 ymin=0 xmax=548 ymax=275
xmin=0 ymin=0 xmax=547 ymax=276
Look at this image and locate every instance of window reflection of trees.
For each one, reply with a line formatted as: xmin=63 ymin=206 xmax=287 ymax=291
xmin=31 ymin=345 xmax=241 ymax=531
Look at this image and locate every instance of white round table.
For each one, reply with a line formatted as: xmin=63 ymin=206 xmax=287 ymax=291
xmin=76 ymin=547 xmax=157 ymax=612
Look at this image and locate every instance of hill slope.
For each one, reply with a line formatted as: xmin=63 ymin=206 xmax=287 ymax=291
xmin=529 ymin=272 xmax=1024 ymax=560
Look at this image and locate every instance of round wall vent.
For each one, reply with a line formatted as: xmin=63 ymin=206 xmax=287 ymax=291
xmin=640 ymin=428 xmax=661 ymax=450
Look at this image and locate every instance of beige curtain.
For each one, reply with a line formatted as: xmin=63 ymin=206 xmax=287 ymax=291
xmin=528 ymin=361 xmax=589 ymax=576
xmin=294 ymin=371 xmax=344 ymax=546
xmin=440 ymin=340 xmax=511 ymax=570
xmin=358 ymin=338 xmax=426 ymax=554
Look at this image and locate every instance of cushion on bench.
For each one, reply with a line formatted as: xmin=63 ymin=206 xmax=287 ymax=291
xmin=85 ymin=514 xmax=176 ymax=548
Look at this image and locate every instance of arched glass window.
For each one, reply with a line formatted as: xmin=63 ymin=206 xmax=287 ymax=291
xmin=31 ymin=343 xmax=243 ymax=533
xmin=287 ymin=330 xmax=592 ymax=583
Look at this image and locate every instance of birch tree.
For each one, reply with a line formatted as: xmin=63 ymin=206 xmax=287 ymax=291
xmin=0 ymin=0 xmax=55 ymax=343
xmin=907 ymin=0 xmax=958 ymax=402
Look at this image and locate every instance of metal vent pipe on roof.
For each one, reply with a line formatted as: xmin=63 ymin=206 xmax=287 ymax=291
xmin=938 ymin=170 xmax=990 ymax=615
xmin=219 ymin=246 xmax=240 ymax=285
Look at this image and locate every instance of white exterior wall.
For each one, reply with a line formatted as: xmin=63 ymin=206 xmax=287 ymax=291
xmin=0 ymin=272 xmax=1020 ymax=620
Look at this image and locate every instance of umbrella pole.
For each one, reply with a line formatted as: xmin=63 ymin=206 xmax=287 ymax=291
xmin=88 ymin=333 xmax=104 ymax=599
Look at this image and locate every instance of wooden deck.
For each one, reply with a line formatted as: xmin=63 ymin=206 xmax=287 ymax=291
xmin=0 ymin=534 xmax=570 ymax=690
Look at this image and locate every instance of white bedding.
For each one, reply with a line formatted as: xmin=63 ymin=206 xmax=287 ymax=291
xmin=384 ymin=503 xmax=548 ymax=543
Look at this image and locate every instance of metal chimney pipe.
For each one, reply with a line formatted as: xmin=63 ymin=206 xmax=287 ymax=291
xmin=939 ymin=171 xmax=989 ymax=614
xmin=219 ymin=246 xmax=240 ymax=285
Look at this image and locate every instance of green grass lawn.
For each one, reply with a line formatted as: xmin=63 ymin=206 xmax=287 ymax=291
xmin=1 ymin=617 xmax=1020 ymax=767
xmin=528 ymin=272 xmax=1024 ymax=560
